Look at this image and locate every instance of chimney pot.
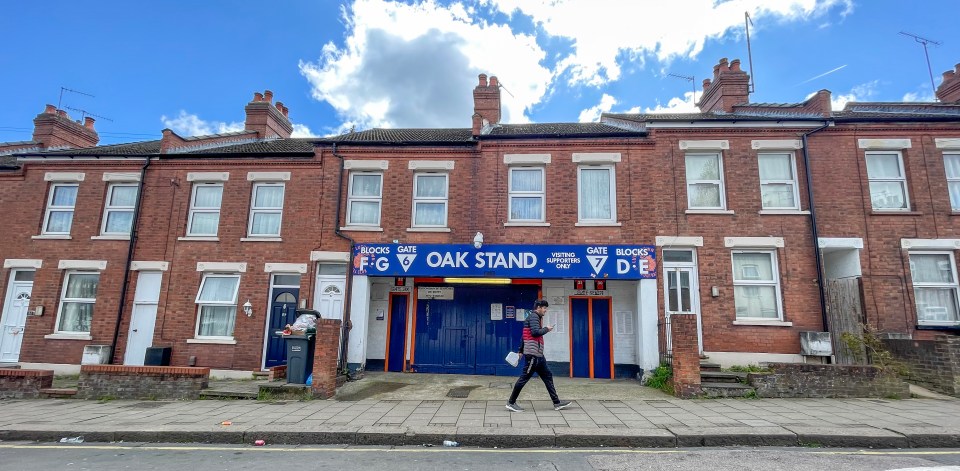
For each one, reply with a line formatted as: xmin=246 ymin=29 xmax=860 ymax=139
xmin=44 ymin=104 xmax=57 ymax=114
xmin=276 ymin=101 xmax=284 ymax=110
xmin=57 ymin=110 xmax=67 ymax=118
xmin=263 ymin=90 xmax=273 ymax=103
xmin=478 ymin=74 xmax=488 ymax=87
xmin=282 ymin=105 xmax=289 ymax=117
xmin=945 ymin=70 xmax=957 ymax=81
xmin=730 ymin=59 xmax=741 ymax=72
xmin=703 ymin=78 xmax=712 ymax=89
xmin=254 ymin=92 xmax=264 ymax=102
xmin=489 ymin=76 xmax=499 ymax=88
xmin=719 ymin=57 xmax=729 ymax=70
xmin=84 ymin=117 xmax=95 ymax=129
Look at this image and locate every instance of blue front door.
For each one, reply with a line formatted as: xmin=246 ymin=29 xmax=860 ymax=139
xmin=265 ymin=288 xmax=299 ymax=368
xmin=412 ymin=284 xmax=538 ymax=375
xmin=386 ymin=294 xmax=408 ymax=372
xmin=570 ymin=297 xmax=613 ymax=378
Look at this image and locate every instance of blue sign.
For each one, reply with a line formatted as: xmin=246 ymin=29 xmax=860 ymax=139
xmin=352 ymin=244 xmax=657 ymax=280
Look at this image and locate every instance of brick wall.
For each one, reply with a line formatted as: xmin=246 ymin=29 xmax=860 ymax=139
xmin=670 ymin=313 xmax=701 ymax=398
xmin=0 ymin=369 xmax=54 ymax=399
xmin=883 ymin=335 xmax=960 ymax=396
xmin=312 ymin=318 xmax=341 ymax=398
xmin=748 ymin=362 xmax=910 ymax=398
xmin=76 ymin=365 xmax=210 ymax=400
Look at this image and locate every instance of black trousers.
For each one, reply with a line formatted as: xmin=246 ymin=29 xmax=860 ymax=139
xmin=508 ymin=354 xmax=560 ymax=404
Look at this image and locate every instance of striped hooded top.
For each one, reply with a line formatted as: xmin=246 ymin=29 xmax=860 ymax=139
xmin=521 ymin=311 xmax=549 ymax=357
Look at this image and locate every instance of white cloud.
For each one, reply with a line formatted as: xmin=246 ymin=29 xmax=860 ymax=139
xmin=902 ymin=85 xmax=935 ymax=103
xmin=644 ymin=92 xmax=700 ymax=114
xmin=299 ymin=0 xmax=551 ymax=130
xmin=824 ymin=80 xmax=879 ymax=110
xmin=291 ymin=124 xmax=317 ymax=138
xmin=578 ymin=94 xmax=618 ymax=122
xmin=490 ymin=0 xmax=852 ymax=86
xmin=160 ymin=111 xmax=244 ymax=136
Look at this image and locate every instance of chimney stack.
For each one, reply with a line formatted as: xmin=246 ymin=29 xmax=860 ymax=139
xmin=697 ymin=57 xmax=751 ymax=113
xmin=244 ymin=89 xmax=293 ymax=139
xmin=31 ymin=104 xmax=99 ymax=149
xmin=472 ymin=73 xmax=501 ymax=136
xmin=936 ymin=63 xmax=960 ymax=103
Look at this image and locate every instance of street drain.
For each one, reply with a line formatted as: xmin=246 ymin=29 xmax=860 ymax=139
xmin=446 ymin=386 xmax=479 ymax=398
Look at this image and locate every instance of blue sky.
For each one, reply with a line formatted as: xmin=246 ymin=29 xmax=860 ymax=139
xmin=2 ymin=0 xmax=958 ymax=145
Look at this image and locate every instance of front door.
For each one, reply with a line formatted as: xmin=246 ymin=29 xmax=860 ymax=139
xmin=662 ymin=249 xmax=702 ymax=353
xmin=570 ymin=297 xmax=613 ymax=379
xmin=124 ymin=271 xmax=162 ymax=366
xmin=386 ymin=293 xmax=408 ymax=372
xmin=0 ymin=270 xmax=34 ymax=363
xmin=264 ymin=274 xmax=300 ymax=369
xmin=315 ymin=277 xmax=345 ymax=320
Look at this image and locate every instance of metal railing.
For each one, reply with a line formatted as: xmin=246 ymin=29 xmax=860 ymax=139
xmin=657 ymin=318 xmax=672 ymax=366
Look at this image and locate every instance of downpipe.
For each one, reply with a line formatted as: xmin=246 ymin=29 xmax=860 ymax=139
xmin=331 ymin=143 xmax=357 ymax=377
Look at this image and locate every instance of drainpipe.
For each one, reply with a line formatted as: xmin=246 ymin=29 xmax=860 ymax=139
xmin=108 ymin=156 xmax=152 ymax=364
xmin=800 ymin=122 xmax=832 ymax=334
xmin=331 ymin=143 xmax=356 ymax=373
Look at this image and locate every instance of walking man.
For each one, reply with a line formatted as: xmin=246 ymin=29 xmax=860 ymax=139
xmin=506 ymin=299 xmax=572 ymax=412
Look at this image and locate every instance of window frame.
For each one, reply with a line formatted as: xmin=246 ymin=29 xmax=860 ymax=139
xmin=944 ymin=153 xmax=960 ymax=211
xmin=731 ymin=250 xmax=784 ymax=321
xmin=685 ymin=152 xmax=727 ymax=210
xmin=411 ymin=172 xmax=449 ymax=228
xmin=909 ymin=250 xmax=960 ymax=326
xmin=508 ymin=166 xmax=546 ymax=223
xmin=42 ymin=182 xmax=79 ymax=235
xmin=576 ymin=164 xmax=617 ymax=223
xmin=865 ymin=151 xmax=910 ymax=211
xmin=757 ymin=152 xmax=801 ymax=210
xmin=187 ymin=182 xmax=224 ymax=236
xmin=246 ymin=182 xmax=285 ymax=237
xmin=194 ymin=273 xmax=241 ymax=340
xmin=100 ymin=182 xmax=138 ymax=235
xmin=347 ymin=171 xmax=383 ymax=227
xmin=54 ymin=270 xmax=99 ymax=334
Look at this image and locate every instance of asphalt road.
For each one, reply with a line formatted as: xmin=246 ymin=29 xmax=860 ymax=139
xmin=2 ymin=443 xmax=960 ymax=471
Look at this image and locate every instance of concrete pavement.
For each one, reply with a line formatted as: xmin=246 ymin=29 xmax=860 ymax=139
xmin=3 ymin=373 xmax=960 ymax=448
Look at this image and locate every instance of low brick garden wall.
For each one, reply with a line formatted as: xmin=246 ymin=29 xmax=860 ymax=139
xmin=77 ymin=365 xmax=210 ymax=400
xmin=748 ymin=363 xmax=909 ymax=398
xmin=0 ymin=369 xmax=54 ymax=399
xmin=883 ymin=335 xmax=960 ymax=397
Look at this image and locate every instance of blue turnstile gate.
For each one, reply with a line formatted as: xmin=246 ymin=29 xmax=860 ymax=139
xmin=570 ymin=297 xmax=613 ymax=379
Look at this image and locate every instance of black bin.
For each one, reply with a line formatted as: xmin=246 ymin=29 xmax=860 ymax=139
xmin=144 ymin=347 xmax=172 ymax=366
xmin=284 ymin=334 xmax=316 ymax=384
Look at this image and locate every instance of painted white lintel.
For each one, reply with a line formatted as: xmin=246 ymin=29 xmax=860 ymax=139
xmin=310 ymin=251 xmax=350 ymax=262
xmin=679 ymin=140 xmax=729 ymax=150
xmin=264 ymin=263 xmax=308 ymax=274
xmin=900 ymin=238 xmax=960 ymax=250
xmin=655 ymin=236 xmax=704 ymax=247
xmin=572 ymin=153 xmax=621 ymax=163
xmin=503 ymin=154 xmax=550 ymax=165
xmin=408 ymin=160 xmax=455 ymax=170
xmin=58 ymin=260 xmax=107 ymax=270
xmin=344 ymin=160 xmax=388 ymax=170
xmin=102 ymin=172 xmax=141 ymax=182
xmin=818 ymin=238 xmax=864 ymax=250
xmin=752 ymin=139 xmax=802 ymax=150
xmin=936 ymin=138 xmax=960 ymax=150
xmin=247 ymin=172 xmax=291 ymax=181
xmin=131 ymin=261 xmax=170 ymax=271
xmin=857 ymin=138 xmax=912 ymax=150
xmin=45 ymin=172 xmax=84 ymax=182
xmin=724 ymin=237 xmax=785 ymax=248
xmin=196 ymin=262 xmax=247 ymax=272
xmin=3 ymin=259 xmax=42 ymax=269
xmin=187 ymin=172 xmax=229 ymax=182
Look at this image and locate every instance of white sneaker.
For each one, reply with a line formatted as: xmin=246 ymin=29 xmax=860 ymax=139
xmin=553 ymin=400 xmax=572 ymax=411
xmin=505 ymin=402 xmax=524 ymax=412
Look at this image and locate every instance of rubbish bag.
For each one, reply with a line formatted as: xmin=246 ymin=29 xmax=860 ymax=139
xmin=306 ymin=373 xmax=313 ymax=386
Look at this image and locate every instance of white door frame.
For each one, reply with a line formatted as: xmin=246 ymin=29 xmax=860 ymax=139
xmin=260 ymin=272 xmax=301 ymax=370
xmin=662 ymin=249 xmax=703 ymax=354
xmin=0 ymin=270 xmax=34 ymax=363
xmin=123 ymin=271 xmax=162 ymax=366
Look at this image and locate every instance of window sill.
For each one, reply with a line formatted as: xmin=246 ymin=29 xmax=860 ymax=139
xmin=732 ymin=320 xmax=793 ymax=327
xmin=186 ymin=338 xmax=238 ymax=345
xmin=504 ymin=222 xmax=550 ymax=227
xmin=339 ymin=226 xmax=383 ymax=232
xmin=916 ymin=323 xmax=960 ymax=331
xmin=574 ymin=222 xmax=622 ymax=227
xmin=178 ymin=236 xmax=219 ymax=241
xmin=406 ymin=227 xmax=452 ymax=232
xmin=759 ymin=210 xmax=810 ymax=215
xmin=91 ymin=235 xmax=131 ymax=240
xmin=241 ymin=237 xmax=282 ymax=242
xmin=686 ymin=209 xmax=734 ymax=215
xmin=870 ymin=211 xmax=922 ymax=216
xmin=44 ymin=333 xmax=93 ymax=340
xmin=32 ymin=234 xmax=71 ymax=240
